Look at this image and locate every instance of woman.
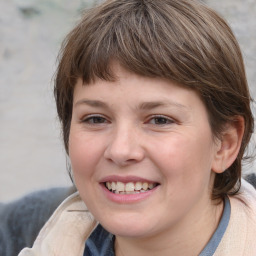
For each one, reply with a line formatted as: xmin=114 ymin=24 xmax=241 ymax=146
xmin=19 ymin=0 xmax=256 ymax=255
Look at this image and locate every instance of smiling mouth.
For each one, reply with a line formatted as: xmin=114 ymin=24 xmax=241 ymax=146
xmin=104 ymin=181 xmax=159 ymax=194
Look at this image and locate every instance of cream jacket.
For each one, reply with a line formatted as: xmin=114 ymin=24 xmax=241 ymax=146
xmin=18 ymin=180 xmax=256 ymax=256
xmin=18 ymin=193 xmax=98 ymax=256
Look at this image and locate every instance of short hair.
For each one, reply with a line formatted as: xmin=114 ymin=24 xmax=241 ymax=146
xmin=54 ymin=0 xmax=254 ymax=199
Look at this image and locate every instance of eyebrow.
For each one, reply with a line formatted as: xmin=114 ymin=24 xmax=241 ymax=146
xmin=74 ymin=99 xmax=109 ymax=109
xmin=74 ymin=99 xmax=188 ymax=111
xmin=138 ymin=101 xmax=188 ymax=110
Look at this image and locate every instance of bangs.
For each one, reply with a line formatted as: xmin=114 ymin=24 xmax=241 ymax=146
xmin=61 ymin=0 xmax=217 ymax=86
xmin=76 ymin=1 xmax=172 ymax=83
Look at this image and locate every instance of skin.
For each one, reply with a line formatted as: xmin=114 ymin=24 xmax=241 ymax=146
xmin=69 ymin=63 xmax=241 ymax=256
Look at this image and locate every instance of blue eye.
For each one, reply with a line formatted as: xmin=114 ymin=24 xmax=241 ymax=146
xmin=82 ymin=115 xmax=108 ymax=124
xmin=148 ymin=116 xmax=174 ymax=125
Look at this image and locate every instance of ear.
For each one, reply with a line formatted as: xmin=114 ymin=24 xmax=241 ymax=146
xmin=211 ymin=116 xmax=245 ymax=174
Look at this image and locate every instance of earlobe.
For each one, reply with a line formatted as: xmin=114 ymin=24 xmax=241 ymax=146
xmin=211 ymin=116 xmax=245 ymax=174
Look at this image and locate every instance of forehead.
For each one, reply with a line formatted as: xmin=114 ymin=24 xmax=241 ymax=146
xmin=73 ymin=64 xmax=208 ymax=117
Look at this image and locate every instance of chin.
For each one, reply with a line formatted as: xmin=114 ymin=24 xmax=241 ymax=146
xmin=100 ymin=215 xmax=157 ymax=238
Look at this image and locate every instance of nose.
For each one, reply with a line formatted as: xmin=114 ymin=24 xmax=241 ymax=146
xmin=104 ymin=124 xmax=145 ymax=167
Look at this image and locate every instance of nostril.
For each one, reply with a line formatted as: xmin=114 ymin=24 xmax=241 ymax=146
xmin=103 ymin=130 xmax=145 ymax=166
xmin=104 ymin=149 xmax=144 ymax=166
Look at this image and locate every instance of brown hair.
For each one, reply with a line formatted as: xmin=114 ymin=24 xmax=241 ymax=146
xmin=54 ymin=0 xmax=254 ymax=199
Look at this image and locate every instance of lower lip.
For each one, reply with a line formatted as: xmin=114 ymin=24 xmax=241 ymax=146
xmin=100 ymin=184 xmax=159 ymax=204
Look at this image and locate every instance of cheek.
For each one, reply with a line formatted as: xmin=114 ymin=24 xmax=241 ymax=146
xmin=150 ymin=132 xmax=215 ymax=179
xmin=152 ymin=135 xmax=215 ymax=210
xmin=68 ymin=129 xmax=104 ymax=176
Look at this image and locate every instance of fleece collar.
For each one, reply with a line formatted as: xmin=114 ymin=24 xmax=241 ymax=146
xmin=18 ymin=192 xmax=98 ymax=256
xmin=214 ymin=179 xmax=256 ymax=255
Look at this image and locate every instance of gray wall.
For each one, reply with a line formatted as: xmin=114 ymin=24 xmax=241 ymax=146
xmin=0 ymin=0 xmax=255 ymax=202
xmin=205 ymin=0 xmax=256 ymax=96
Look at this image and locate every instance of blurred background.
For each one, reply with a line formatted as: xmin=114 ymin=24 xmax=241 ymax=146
xmin=0 ymin=0 xmax=255 ymax=202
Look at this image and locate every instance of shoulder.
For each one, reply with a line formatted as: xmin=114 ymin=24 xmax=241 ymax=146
xmin=18 ymin=191 xmax=97 ymax=256
xmin=244 ymin=172 xmax=256 ymax=189
xmin=231 ymin=177 xmax=256 ymax=215
xmin=214 ymin=178 xmax=256 ymax=255
xmin=0 ymin=186 xmax=76 ymax=256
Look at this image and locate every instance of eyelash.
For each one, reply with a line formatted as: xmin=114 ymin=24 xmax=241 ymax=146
xmin=81 ymin=114 xmax=175 ymax=126
xmin=146 ymin=115 xmax=175 ymax=125
xmin=81 ymin=115 xmax=108 ymax=125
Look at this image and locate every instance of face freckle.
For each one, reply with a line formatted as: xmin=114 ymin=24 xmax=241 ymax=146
xmin=69 ymin=63 xmax=220 ymax=240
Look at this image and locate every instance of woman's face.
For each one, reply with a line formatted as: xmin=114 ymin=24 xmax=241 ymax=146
xmin=69 ymin=64 xmax=221 ymax=239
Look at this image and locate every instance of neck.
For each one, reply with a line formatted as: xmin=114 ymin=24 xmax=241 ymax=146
xmin=115 ymin=198 xmax=224 ymax=256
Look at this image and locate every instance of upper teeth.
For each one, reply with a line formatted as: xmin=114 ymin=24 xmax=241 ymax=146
xmin=106 ymin=181 xmax=156 ymax=193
